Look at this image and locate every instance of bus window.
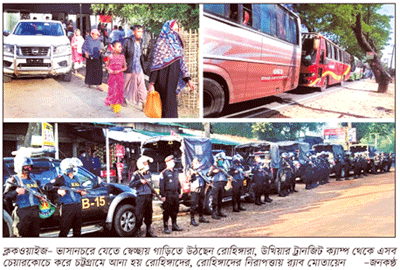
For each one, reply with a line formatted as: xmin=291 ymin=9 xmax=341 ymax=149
xmin=288 ymin=16 xmax=298 ymax=44
xmin=319 ymin=50 xmax=325 ymax=64
xmin=276 ymin=7 xmax=288 ymax=41
xmin=243 ymin=4 xmax=252 ymax=26
xmin=229 ymin=4 xmax=239 ymax=22
xmin=204 ymin=4 xmax=226 ymax=16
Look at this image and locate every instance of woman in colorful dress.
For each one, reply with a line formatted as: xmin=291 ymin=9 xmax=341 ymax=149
xmin=148 ymin=20 xmax=195 ymax=118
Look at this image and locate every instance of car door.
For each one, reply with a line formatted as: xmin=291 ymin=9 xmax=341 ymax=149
xmin=76 ymin=168 xmax=111 ymax=223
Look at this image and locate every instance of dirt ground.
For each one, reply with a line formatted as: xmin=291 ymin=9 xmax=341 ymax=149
xmin=148 ymin=170 xmax=395 ymax=237
xmin=3 ymin=72 xmax=197 ymax=119
xmin=274 ymin=80 xmax=395 ymax=118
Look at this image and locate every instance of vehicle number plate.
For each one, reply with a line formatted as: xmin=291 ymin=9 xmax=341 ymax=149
xmin=27 ymin=58 xmax=43 ymax=64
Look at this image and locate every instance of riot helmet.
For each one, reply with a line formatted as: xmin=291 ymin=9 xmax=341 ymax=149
xmin=14 ymin=156 xmax=34 ymax=175
xmin=60 ymin=158 xmax=83 ymax=175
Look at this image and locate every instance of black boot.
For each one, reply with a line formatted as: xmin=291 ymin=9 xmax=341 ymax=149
xmin=172 ymin=222 xmax=183 ymax=231
xmin=217 ymin=211 xmax=227 ymax=217
xmin=190 ymin=216 xmax=199 ymax=226
xmin=146 ymin=226 xmax=157 ymax=237
xmin=163 ymin=222 xmax=171 ymax=234
xmin=238 ymin=205 xmax=246 ymax=211
xmin=199 ymin=215 xmax=210 ymax=223
xmin=212 ymin=211 xmax=221 ymax=219
xmin=265 ymin=195 xmax=273 ymax=203
xmin=255 ymin=196 xmax=262 ymax=205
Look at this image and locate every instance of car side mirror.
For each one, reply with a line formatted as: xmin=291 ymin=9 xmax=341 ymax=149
xmin=4 ymin=30 xmax=10 ymax=36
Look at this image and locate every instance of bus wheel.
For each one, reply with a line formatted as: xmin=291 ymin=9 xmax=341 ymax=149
xmin=204 ymin=78 xmax=225 ymax=117
xmin=320 ymin=77 xmax=328 ymax=91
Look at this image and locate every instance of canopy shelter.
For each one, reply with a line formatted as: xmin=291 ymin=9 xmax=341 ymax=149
xmin=3 ymin=4 xmax=93 ymax=15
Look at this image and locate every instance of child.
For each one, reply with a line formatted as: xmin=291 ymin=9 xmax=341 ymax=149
xmin=71 ymin=29 xmax=85 ymax=72
xmin=104 ymin=41 xmax=127 ymax=117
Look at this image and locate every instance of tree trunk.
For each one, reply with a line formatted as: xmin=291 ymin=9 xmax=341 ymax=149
xmin=352 ymin=13 xmax=391 ymax=93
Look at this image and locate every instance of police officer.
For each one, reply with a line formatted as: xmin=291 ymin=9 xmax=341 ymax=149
xmin=278 ymin=153 xmax=292 ymax=197
xmin=262 ymin=153 xmax=274 ymax=203
xmin=303 ymin=152 xmax=314 ymax=190
xmin=353 ymin=153 xmax=362 ymax=179
xmin=288 ymin=152 xmax=298 ymax=193
xmin=187 ymin=158 xmax=210 ymax=226
xmin=334 ymin=154 xmax=343 ymax=181
xmin=208 ymin=152 xmax=230 ymax=219
xmin=3 ymin=156 xmax=44 ymax=237
xmin=229 ymin=154 xmax=247 ymax=212
xmin=51 ymin=158 xmax=86 ymax=237
xmin=160 ymin=155 xmax=183 ymax=234
xmin=129 ymin=155 xmax=157 ymax=237
xmin=343 ymin=152 xmax=351 ymax=180
xmin=360 ymin=153 xmax=368 ymax=176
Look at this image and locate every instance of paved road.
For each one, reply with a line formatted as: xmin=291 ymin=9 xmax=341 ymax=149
xmin=4 ymin=73 xmax=147 ymax=119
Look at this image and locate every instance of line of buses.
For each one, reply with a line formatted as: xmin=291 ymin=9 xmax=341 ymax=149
xmin=203 ymin=4 xmax=367 ymax=116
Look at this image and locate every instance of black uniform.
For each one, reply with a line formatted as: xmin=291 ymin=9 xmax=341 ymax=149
xmin=353 ymin=156 xmax=362 ymax=179
xmin=160 ymin=168 xmax=181 ymax=231
xmin=51 ymin=174 xmax=83 ymax=237
xmin=343 ymin=155 xmax=351 ymax=180
xmin=334 ymin=157 xmax=343 ymax=181
xmin=3 ymin=175 xmax=42 ymax=237
xmin=188 ymin=169 xmax=209 ymax=225
xmin=129 ymin=170 xmax=154 ymax=236
xmin=277 ymin=158 xmax=293 ymax=197
xmin=229 ymin=162 xmax=247 ymax=211
xmin=208 ymin=164 xmax=229 ymax=218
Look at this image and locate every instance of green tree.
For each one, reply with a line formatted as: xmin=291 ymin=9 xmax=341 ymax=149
xmin=252 ymin=123 xmax=324 ymax=142
xmin=91 ymin=4 xmax=199 ymax=34
xmin=291 ymin=4 xmax=392 ymax=92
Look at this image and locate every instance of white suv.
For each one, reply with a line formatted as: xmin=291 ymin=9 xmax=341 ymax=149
xmin=3 ymin=20 xmax=72 ymax=82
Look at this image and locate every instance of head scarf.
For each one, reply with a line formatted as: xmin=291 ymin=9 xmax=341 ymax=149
xmin=150 ymin=20 xmax=190 ymax=94
xmin=82 ymin=30 xmax=102 ymax=59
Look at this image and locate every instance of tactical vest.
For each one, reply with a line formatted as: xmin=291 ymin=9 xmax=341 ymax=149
xmin=60 ymin=174 xmax=82 ymax=205
xmin=231 ymin=164 xmax=245 ymax=181
xmin=213 ymin=166 xmax=228 ymax=182
xmin=14 ymin=176 xmax=41 ymax=209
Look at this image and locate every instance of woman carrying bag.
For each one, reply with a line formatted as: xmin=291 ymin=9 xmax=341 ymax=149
xmin=148 ymin=20 xmax=195 ymax=118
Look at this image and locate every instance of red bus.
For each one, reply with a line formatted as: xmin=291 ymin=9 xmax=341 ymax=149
xmin=299 ymin=33 xmax=351 ymax=90
xmin=203 ymin=4 xmax=302 ymax=116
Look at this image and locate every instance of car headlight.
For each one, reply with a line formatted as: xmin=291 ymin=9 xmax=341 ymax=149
xmin=3 ymin=44 xmax=14 ymax=55
xmin=54 ymin=44 xmax=71 ymax=55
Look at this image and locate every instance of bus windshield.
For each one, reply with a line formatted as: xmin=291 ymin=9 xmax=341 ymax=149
xmin=13 ymin=22 xmax=64 ymax=36
xmin=301 ymin=38 xmax=317 ymax=66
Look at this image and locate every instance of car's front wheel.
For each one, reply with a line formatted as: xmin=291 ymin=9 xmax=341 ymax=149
xmin=113 ymin=204 xmax=136 ymax=237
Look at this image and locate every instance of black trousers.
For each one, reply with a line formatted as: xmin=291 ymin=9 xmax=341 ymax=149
xmin=135 ymin=194 xmax=153 ymax=228
xmin=190 ymin=187 xmax=205 ymax=217
xmin=16 ymin=206 xmax=40 ymax=237
xmin=344 ymin=163 xmax=350 ymax=178
xmin=59 ymin=203 xmax=82 ymax=237
xmin=232 ymin=181 xmax=243 ymax=208
xmin=163 ymin=192 xmax=180 ymax=224
xmin=212 ymin=181 xmax=226 ymax=213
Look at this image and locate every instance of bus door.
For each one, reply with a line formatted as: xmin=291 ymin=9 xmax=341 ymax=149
xmin=317 ymin=38 xmax=326 ymax=80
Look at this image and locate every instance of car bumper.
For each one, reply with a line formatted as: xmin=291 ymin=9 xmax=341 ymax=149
xmin=3 ymin=54 xmax=72 ymax=77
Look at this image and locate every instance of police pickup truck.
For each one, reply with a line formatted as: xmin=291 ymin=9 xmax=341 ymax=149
xmin=3 ymin=157 xmax=137 ymax=237
xmin=3 ymin=20 xmax=73 ymax=83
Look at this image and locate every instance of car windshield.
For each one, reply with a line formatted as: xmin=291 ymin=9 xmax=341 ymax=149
xmin=13 ymin=22 xmax=64 ymax=36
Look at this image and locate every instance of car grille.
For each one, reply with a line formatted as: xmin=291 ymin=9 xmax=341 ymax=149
xmin=20 ymin=46 xmax=50 ymax=57
xmin=18 ymin=63 xmax=51 ymax=68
